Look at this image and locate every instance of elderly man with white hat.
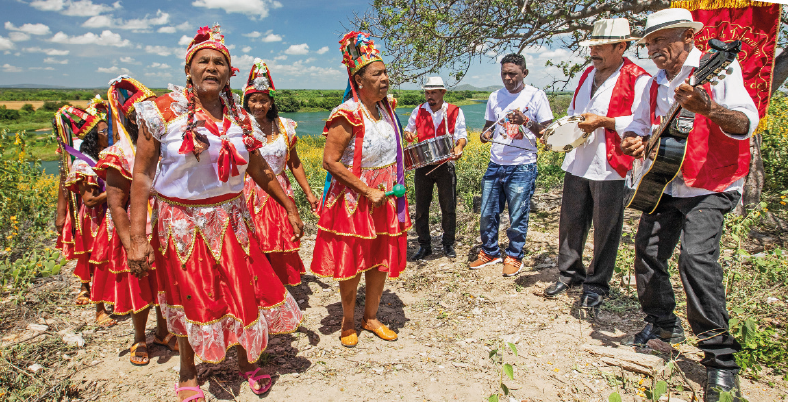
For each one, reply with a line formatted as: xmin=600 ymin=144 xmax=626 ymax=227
xmin=544 ymin=18 xmax=650 ymax=312
xmin=404 ymin=76 xmax=468 ymax=260
xmin=621 ymin=8 xmax=758 ymax=402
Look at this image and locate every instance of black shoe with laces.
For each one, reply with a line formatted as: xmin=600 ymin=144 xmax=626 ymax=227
xmin=442 ymin=244 xmax=456 ymax=258
xmin=627 ymin=323 xmax=686 ymax=346
xmin=580 ymin=292 xmax=604 ymax=309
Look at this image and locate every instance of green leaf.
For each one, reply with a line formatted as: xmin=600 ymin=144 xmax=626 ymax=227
xmin=489 ymin=349 xmax=498 ymax=359
xmin=503 ymin=363 xmax=514 ymax=380
xmin=653 ymin=380 xmax=668 ymax=399
xmin=608 ymin=392 xmax=622 ymax=402
xmin=719 ymin=390 xmax=735 ymax=402
xmin=501 ymin=383 xmax=509 ymax=395
xmin=507 ymin=342 xmax=518 ymax=357
xmin=488 ymin=395 xmax=499 ymax=402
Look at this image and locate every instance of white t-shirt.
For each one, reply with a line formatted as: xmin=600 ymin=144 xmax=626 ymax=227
xmin=484 ymin=85 xmax=553 ymax=165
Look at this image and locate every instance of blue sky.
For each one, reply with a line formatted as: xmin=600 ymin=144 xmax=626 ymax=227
xmin=0 ymin=0 xmax=634 ymax=90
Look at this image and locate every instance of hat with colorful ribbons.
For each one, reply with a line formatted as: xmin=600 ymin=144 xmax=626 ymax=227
xmin=340 ymin=31 xmax=382 ymax=76
xmin=85 ymin=95 xmax=108 ymax=121
xmin=243 ymin=58 xmax=276 ymax=104
xmin=55 ymin=105 xmax=102 ymax=140
xmin=185 ymin=24 xmax=238 ymax=76
xmin=107 ymin=75 xmax=156 ymax=156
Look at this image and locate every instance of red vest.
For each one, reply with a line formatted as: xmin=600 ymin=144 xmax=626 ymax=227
xmin=572 ymin=58 xmax=650 ymax=178
xmin=414 ymin=103 xmax=459 ymax=141
xmin=648 ymin=80 xmax=750 ymax=192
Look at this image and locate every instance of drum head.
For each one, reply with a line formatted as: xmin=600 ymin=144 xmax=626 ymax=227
xmin=543 ymin=116 xmax=589 ymax=152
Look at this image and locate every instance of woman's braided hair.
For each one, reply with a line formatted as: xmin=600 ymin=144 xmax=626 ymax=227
xmin=184 ymin=75 xmax=198 ymax=143
xmin=182 ymin=71 xmax=251 ymax=143
xmin=222 ymin=84 xmax=252 ymax=138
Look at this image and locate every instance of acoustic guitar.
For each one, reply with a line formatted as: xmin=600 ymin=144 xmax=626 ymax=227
xmin=623 ymin=39 xmax=742 ymax=213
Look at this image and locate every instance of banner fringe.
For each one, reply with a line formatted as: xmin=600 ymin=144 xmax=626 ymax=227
xmin=671 ymin=0 xmax=776 ymax=11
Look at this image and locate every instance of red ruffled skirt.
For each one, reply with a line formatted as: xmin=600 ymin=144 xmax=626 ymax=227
xmin=152 ymin=192 xmax=303 ymax=364
xmin=90 ymin=214 xmax=159 ymax=314
xmin=57 ymin=210 xmax=76 ymax=261
xmin=244 ymin=175 xmax=305 ymax=286
xmin=72 ymin=204 xmax=105 ymax=283
xmin=311 ymin=165 xmax=411 ymax=280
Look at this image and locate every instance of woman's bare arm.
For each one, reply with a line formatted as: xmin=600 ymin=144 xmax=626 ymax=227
xmin=322 ymin=119 xmax=385 ymax=207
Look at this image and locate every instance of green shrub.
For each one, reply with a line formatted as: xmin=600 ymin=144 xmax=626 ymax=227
xmin=0 ymin=106 xmax=20 ymax=121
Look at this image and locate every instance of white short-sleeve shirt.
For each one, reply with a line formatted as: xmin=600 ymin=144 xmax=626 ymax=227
xmin=484 ymin=85 xmax=553 ymax=165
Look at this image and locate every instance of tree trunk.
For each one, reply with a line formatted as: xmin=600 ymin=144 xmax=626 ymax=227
xmin=738 ymin=134 xmax=765 ymax=215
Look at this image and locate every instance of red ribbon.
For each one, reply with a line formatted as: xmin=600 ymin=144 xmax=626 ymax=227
xmin=203 ymin=116 xmax=247 ymax=182
xmin=179 ymin=130 xmax=196 ymax=154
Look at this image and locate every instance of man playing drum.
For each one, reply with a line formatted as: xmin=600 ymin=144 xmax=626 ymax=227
xmin=544 ymin=19 xmax=650 ymax=311
xmin=470 ymin=54 xmax=553 ymax=277
xmin=404 ymin=77 xmax=468 ymax=260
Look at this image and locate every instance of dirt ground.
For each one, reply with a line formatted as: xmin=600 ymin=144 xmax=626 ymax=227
xmin=2 ymin=191 xmax=786 ymax=402
xmin=0 ymin=101 xmax=91 ymax=110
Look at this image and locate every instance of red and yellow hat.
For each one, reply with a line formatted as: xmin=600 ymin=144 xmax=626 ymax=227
xmin=56 ymin=106 xmax=102 ymax=140
xmin=339 ymin=31 xmax=383 ymax=76
xmin=242 ymin=58 xmax=276 ymax=104
xmin=85 ymin=95 xmax=108 ymax=121
xmin=185 ymin=24 xmax=236 ymax=75
xmin=107 ymin=75 xmax=156 ymax=119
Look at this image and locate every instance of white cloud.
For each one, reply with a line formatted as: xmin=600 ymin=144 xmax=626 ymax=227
xmin=264 ymin=59 xmax=343 ymax=79
xmin=4 ymin=22 xmax=51 ymax=36
xmin=2 ymin=63 xmax=24 ymax=72
xmin=261 ymin=33 xmax=282 ymax=43
xmin=119 ymin=56 xmax=136 ymax=63
xmin=243 ymin=31 xmax=262 ymax=38
xmin=8 ymin=32 xmax=31 ymax=42
xmin=145 ymin=45 xmax=181 ymax=57
xmin=242 ymin=46 xmax=251 ymax=53
xmin=174 ymin=22 xmax=191 ymax=31
xmin=227 ymin=44 xmax=235 ymax=50
xmin=97 ymin=65 xmax=131 ymax=74
xmin=30 ymin=66 xmax=55 ymax=70
xmin=50 ymin=30 xmax=131 ymax=47
xmin=0 ymin=36 xmax=15 ymax=51
xmin=148 ymin=62 xmax=171 ymax=69
xmin=233 ymin=54 xmax=255 ymax=70
xmin=285 ymin=43 xmax=308 ymax=55
xmin=30 ymin=0 xmax=120 ymax=17
xmin=192 ymin=0 xmax=282 ymax=19
xmin=178 ymin=35 xmax=191 ymax=46
xmin=145 ymin=70 xmax=171 ymax=78
xmin=44 ymin=57 xmax=68 ymax=64
xmin=316 ymin=46 xmax=329 ymax=55
xmin=82 ymin=10 xmax=169 ymax=32
xmin=158 ymin=26 xmax=176 ymax=34
xmin=24 ymin=47 xmax=69 ymax=56
xmin=273 ymin=55 xmax=287 ymax=61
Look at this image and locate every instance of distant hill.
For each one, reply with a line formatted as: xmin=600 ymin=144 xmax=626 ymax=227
xmin=453 ymin=84 xmax=502 ymax=92
xmin=0 ymin=84 xmax=70 ymax=89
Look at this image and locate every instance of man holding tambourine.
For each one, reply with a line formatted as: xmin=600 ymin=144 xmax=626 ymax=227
xmin=543 ymin=19 xmax=650 ymax=311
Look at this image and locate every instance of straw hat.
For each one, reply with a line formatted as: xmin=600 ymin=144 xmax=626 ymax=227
xmin=637 ymin=8 xmax=704 ymax=45
xmin=579 ymin=18 xmax=639 ymax=46
xmin=422 ymin=77 xmax=446 ymax=90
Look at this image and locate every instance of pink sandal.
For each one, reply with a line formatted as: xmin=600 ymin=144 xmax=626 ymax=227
xmin=174 ymin=383 xmax=205 ymax=402
xmin=239 ymin=367 xmax=272 ymax=395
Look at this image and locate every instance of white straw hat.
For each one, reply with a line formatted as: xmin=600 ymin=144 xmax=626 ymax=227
xmin=579 ymin=18 xmax=639 ymax=46
xmin=422 ymin=76 xmax=446 ymax=90
xmin=637 ymin=8 xmax=704 ymax=45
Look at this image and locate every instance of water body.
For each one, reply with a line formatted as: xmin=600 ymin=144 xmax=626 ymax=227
xmin=30 ymin=102 xmax=489 ymax=174
xmin=280 ymin=101 xmax=488 ymax=136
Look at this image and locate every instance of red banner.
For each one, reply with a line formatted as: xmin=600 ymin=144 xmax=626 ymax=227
xmin=672 ymin=0 xmax=781 ymax=129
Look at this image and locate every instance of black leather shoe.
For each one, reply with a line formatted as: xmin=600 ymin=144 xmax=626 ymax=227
xmin=410 ymin=246 xmax=432 ymax=261
xmin=544 ymin=280 xmax=570 ymax=297
xmin=705 ymin=368 xmax=741 ymax=402
xmin=628 ymin=323 xmax=686 ymax=346
xmin=581 ymin=292 xmax=604 ymax=309
xmin=442 ymin=244 xmax=457 ymax=258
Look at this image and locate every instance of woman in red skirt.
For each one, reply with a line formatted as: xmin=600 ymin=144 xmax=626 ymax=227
xmin=127 ymin=25 xmax=304 ymax=401
xmin=311 ymin=31 xmax=411 ymax=348
xmin=62 ymin=104 xmax=116 ymax=327
xmin=241 ymin=59 xmax=319 ymax=286
xmin=90 ymin=76 xmax=179 ymax=366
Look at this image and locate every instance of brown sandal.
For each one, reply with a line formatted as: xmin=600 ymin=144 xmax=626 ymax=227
xmin=153 ymin=333 xmax=180 ymax=352
xmin=96 ymin=312 xmax=117 ymax=327
xmin=129 ymin=342 xmax=149 ymax=366
xmin=75 ymin=290 xmax=90 ymax=306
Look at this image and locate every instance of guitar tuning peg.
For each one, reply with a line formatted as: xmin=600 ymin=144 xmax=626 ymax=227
xmin=726 ymin=67 xmax=734 ymax=75
xmin=710 ymin=79 xmax=720 ymax=86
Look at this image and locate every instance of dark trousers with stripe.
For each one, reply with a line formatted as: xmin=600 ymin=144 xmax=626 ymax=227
xmin=414 ymin=162 xmax=457 ymax=248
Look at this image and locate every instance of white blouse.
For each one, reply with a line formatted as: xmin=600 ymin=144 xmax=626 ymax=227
xmin=337 ymin=100 xmax=398 ymax=169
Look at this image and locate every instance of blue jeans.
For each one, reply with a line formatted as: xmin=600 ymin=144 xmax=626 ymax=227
xmin=479 ymin=162 xmax=538 ymax=260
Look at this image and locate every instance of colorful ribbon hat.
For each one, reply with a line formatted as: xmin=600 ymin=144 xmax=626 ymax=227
xmin=107 ymin=75 xmax=156 ymax=119
xmin=55 ymin=106 xmax=102 ymax=140
xmin=243 ymin=58 xmax=276 ymax=104
xmin=185 ymin=24 xmax=238 ymax=76
xmin=339 ymin=31 xmax=383 ymax=76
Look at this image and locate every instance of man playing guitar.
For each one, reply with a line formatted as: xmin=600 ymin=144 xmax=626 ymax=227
xmin=621 ymin=8 xmax=758 ymax=402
